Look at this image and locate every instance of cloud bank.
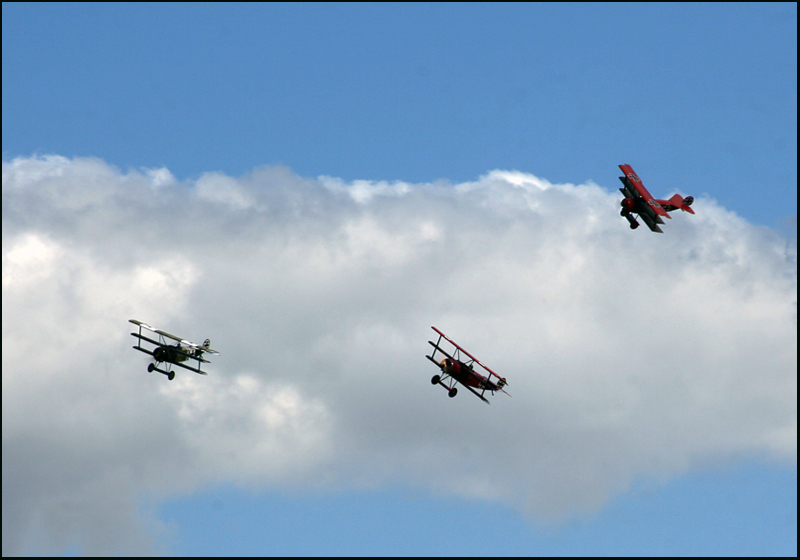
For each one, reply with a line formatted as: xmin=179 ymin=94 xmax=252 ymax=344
xmin=2 ymin=155 xmax=796 ymax=554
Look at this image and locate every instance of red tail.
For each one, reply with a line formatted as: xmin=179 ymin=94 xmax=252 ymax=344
xmin=663 ymin=194 xmax=695 ymax=214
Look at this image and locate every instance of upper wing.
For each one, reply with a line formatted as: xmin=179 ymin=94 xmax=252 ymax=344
xmin=430 ymin=326 xmax=507 ymax=387
xmin=129 ymin=319 xmax=183 ymax=341
xmin=153 ymin=328 xmax=185 ymax=343
xmin=129 ymin=319 xmax=155 ymax=331
xmin=130 ymin=319 xmax=162 ymax=348
xmin=130 ymin=319 xmax=220 ymax=355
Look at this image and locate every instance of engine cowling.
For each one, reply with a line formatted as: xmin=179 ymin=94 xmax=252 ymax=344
xmin=620 ymin=198 xmax=636 ymax=213
xmin=441 ymin=358 xmax=459 ymax=376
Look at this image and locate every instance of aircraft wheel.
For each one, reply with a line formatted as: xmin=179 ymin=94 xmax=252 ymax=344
xmin=431 ymin=375 xmax=441 ymax=385
xmin=629 ymin=221 xmax=639 ymax=230
xmin=147 ymin=363 xmax=155 ymax=373
xmin=168 ymin=371 xmax=175 ymax=381
xmin=448 ymin=387 xmax=458 ymax=398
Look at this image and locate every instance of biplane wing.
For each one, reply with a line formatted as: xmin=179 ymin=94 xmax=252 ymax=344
xmin=618 ymin=164 xmax=669 ymax=233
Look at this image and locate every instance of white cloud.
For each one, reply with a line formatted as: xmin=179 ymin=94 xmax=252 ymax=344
xmin=318 ymin=175 xmax=413 ymax=203
xmin=2 ymin=155 xmax=796 ymax=554
xmin=196 ymin=171 xmax=259 ymax=210
xmin=143 ymin=167 xmax=176 ymax=189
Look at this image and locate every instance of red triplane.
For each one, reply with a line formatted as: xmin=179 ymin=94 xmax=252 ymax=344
xmin=426 ymin=326 xmax=509 ymax=404
xmin=618 ymin=164 xmax=695 ymax=233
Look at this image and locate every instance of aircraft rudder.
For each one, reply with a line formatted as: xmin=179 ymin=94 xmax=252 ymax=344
xmin=667 ymin=193 xmax=695 ymax=214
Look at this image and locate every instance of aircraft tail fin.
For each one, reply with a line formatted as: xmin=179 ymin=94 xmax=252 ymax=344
xmin=666 ymin=194 xmax=695 ymax=214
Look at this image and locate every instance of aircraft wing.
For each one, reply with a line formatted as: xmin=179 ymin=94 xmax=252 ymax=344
xmin=153 ymin=328 xmax=185 ymax=343
xmin=130 ymin=331 xmax=163 ymax=348
xmin=130 ymin=319 xmax=219 ymax=355
xmin=129 ymin=319 xmax=155 ymax=331
xmin=430 ymin=326 xmax=507 ymax=387
xmin=172 ymin=361 xmax=209 ymax=375
xmin=132 ymin=345 xmax=155 ymax=358
xmin=129 ymin=319 xmax=183 ymax=342
xmin=618 ymin=164 xmax=670 ymax=232
xmin=427 ymin=339 xmax=453 ymax=363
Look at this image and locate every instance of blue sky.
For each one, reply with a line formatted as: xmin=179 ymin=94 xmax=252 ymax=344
xmin=158 ymin=464 xmax=796 ymax=556
xmin=2 ymin=3 xmax=796 ymax=556
xmin=3 ymin=3 xmax=796 ymax=225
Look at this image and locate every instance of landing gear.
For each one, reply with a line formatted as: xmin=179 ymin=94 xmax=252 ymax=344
xmin=432 ymin=374 xmax=457 ymax=398
xmin=148 ymin=362 xmax=175 ymax=380
xmin=623 ymin=212 xmax=640 ymax=230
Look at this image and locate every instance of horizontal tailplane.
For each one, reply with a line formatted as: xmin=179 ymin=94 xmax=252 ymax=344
xmin=665 ymin=194 xmax=695 ymax=214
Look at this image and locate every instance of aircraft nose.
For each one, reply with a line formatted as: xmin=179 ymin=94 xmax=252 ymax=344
xmin=621 ymin=198 xmax=635 ymax=212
